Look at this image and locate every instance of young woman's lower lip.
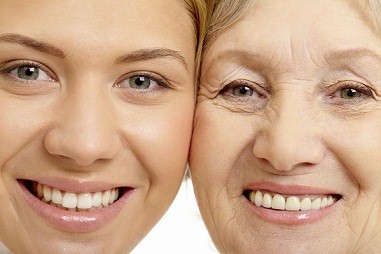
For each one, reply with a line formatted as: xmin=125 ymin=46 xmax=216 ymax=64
xmin=18 ymin=181 xmax=134 ymax=233
xmin=247 ymin=198 xmax=339 ymax=225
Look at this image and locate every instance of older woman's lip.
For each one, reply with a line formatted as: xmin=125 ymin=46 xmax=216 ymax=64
xmin=17 ymin=180 xmax=134 ymax=232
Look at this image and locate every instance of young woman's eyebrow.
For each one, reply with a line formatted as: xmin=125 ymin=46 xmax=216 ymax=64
xmin=0 ymin=33 xmax=189 ymax=72
xmin=115 ymin=48 xmax=189 ymax=72
xmin=0 ymin=33 xmax=66 ymax=58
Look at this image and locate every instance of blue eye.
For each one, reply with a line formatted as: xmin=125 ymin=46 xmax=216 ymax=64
xmin=10 ymin=65 xmax=52 ymax=81
xmin=232 ymin=86 xmax=254 ymax=97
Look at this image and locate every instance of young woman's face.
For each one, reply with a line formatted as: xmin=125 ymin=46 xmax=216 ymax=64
xmin=191 ymin=0 xmax=381 ymax=253
xmin=0 ymin=1 xmax=195 ymax=253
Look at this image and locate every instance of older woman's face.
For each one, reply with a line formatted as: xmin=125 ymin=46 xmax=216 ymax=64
xmin=0 ymin=1 xmax=195 ymax=253
xmin=191 ymin=0 xmax=381 ymax=253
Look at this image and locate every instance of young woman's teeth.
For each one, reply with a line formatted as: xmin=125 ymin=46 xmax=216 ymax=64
xmin=248 ymin=190 xmax=336 ymax=211
xmin=35 ymin=183 xmax=119 ymax=211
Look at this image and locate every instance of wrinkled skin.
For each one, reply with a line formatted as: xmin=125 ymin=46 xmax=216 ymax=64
xmin=190 ymin=0 xmax=381 ymax=253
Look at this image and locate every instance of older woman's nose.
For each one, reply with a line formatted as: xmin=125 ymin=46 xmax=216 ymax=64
xmin=252 ymin=95 xmax=325 ymax=173
xmin=44 ymin=88 xmax=122 ymax=167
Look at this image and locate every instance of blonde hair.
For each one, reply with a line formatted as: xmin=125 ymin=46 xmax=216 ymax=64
xmin=204 ymin=0 xmax=381 ymax=52
xmin=183 ymin=0 xmax=215 ymax=80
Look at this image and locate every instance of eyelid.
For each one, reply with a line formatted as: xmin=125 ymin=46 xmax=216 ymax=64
xmin=0 ymin=59 xmax=57 ymax=82
xmin=115 ymin=71 xmax=173 ymax=89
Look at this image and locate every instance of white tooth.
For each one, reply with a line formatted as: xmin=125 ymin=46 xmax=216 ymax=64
xmin=249 ymin=191 xmax=255 ymax=203
xmin=37 ymin=183 xmax=43 ymax=197
xmin=286 ymin=196 xmax=301 ymax=211
xmin=262 ymin=193 xmax=272 ymax=208
xmin=254 ymin=191 xmax=263 ymax=207
xmin=109 ymin=189 xmax=116 ymax=204
xmin=115 ymin=188 xmax=119 ymax=201
xmin=327 ymin=196 xmax=334 ymax=206
xmin=311 ymin=198 xmax=321 ymax=210
xmin=51 ymin=189 xmax=63 ymax=204
xmin=300 ymin=197 xmax=312 ymax=211
xmin=62 ymin=192 xmax=77 ymax=209
xmin=77 ymin=193 xmax=92 ymax=209
xmin=92 ymin=192 xmax=102 ymax=207
xmin=272 ymin=194 xmax=286 ymax=210
xmin=102 ymin=190 xmax=111 ymax=206
xmin=43 ymin=185 xmax=52 ymax=202
xmin=321 ymin=197 xmax=328 ymax=208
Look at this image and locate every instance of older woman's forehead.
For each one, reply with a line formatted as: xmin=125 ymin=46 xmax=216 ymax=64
xmin=203 ymin=0 xmax=381 ymax=75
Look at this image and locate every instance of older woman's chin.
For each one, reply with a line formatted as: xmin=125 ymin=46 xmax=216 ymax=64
xmin=193 ymin=185 xmax=381 ymax=254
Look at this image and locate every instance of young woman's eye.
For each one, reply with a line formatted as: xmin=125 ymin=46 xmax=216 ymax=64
xmin=232 ymin=86 xmax=254 ymax=97
xmin=129 ymin=75 xmax=156 ymax=89
xmin=10 ymin=65 xmax=52 ymax=81
xmin=117 ymin=74 xmax=165 ymax=90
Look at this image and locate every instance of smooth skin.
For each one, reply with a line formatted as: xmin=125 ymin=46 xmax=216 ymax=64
xmin=190 ymin=0 xmax=381 ymax=253
xmin=0 ymin=1 xmax=195 ymax=253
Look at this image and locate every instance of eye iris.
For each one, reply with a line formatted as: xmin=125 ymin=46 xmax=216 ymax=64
xmin=18 ymin=66 xmax=39 ymax=80
xmin=341 ymin=88 xmax=360 ymax=99
xmin=233 ymin=86 xmax=253 ymax=96
xmin=130 ymin=76 xmax=150 ymax=89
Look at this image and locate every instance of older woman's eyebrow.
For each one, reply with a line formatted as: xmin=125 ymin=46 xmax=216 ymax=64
xmin=208 ymin=49 xmax=272 ymax=69
xmin=326 ymin=48 xmax=381 ymax=62
xmin=0 ymin=33 xmax=66 ymax=58
xmin=115 ymin=48 xmax=189 ymax=71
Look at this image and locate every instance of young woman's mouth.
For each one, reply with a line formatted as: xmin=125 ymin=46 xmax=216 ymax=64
xmin=17 ymin=179 xmax=134 ymax=232
xmin=24 ymin=180 xmax=123 ymax=212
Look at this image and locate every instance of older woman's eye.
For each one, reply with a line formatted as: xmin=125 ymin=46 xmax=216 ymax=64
xmin=330 ymin=82 xmax=373 ymax=101
xmin=340 ymin=88 xmax=364 ymax=99
xmin=10 ymin=65 xmax=52 ymax=81
xmin=232 ymin=86 xmax=254 ymax=97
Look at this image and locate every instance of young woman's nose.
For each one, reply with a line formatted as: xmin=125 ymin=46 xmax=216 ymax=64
xmin=252 ymin=93 xmax=325 ymax=173
xmin=44 ymin=87 xmax=122 ymax=167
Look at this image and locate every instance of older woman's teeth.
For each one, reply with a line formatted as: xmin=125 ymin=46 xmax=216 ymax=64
xmin=35 ymin=183 xmax=119 ymax=211
xmin=249 ymin=191 xmax=336 ymax=211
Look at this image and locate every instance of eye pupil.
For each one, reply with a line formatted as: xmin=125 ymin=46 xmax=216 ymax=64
xmin=130 ymin=76 xmax=151 ymax=89
xmin=18 ymin=66 xmax=39 ymax=80
xmin=341 ymin=88 xmax=359 ymax=99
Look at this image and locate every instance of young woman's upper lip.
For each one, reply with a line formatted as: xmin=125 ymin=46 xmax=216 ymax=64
xmin=22 ymin=177 xmax=132 ymax=193
xmin=244 ymin=181 xmax=341 ymax=196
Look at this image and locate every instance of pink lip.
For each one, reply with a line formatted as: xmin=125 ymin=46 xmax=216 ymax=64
xmin=244 ymin=181 xmax=342 ymax=225
xmin=18 ymin=180 xmax=134 ymax=232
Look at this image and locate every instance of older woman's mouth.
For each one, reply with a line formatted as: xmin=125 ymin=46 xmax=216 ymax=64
xmin=244 ymin=190 xmax=341 ymax=211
